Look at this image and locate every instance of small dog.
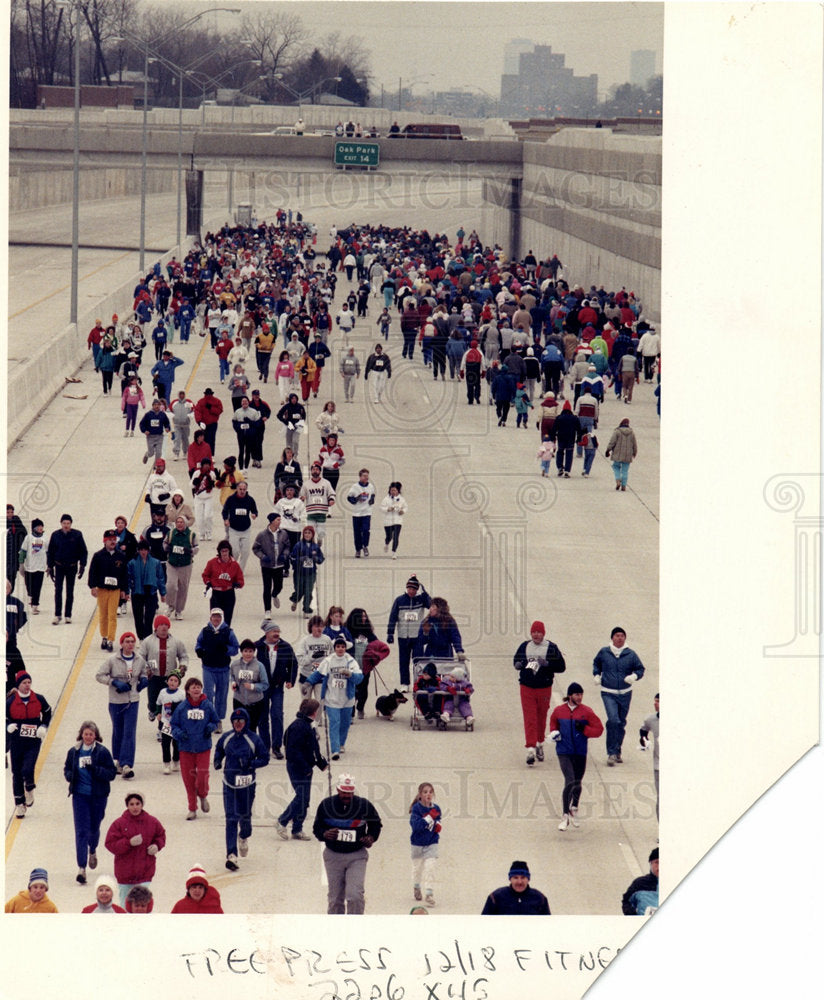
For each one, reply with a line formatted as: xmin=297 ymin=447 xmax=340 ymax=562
xmin=375 ymin=689 xmax=409 ymax=720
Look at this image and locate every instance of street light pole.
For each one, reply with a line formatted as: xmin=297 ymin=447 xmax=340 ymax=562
xmin=70 ymin=16 xmax=80 ymax=325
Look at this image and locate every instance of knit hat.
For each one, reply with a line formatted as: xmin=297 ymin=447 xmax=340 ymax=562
xmin=406 ymin=575 xmax=421 ymax=591
xmin=508 ymin=861 xmax=530 ymax=879
xmin=261 ymin=619 xmax=281 ymax=633
xmin=167 ymin=669 xmax=183 ymax=683
xmin=31 ymin=518 xmax=44 ymax=530
xmin=15 ymin=670 xmax=31 ymax=684
xmin=186 ymin=864 xmax=209 ymax=889
xmin=125 ymin=790 xmax=145 ymax=806
xmin=336 ymin=773 xmax=356 ymax=793
xmin=230 ymin=707 xmax=250 ymax=726
xmin=119 ymin=631 xmax=137 ymax=645
xmin=649 ymin=848 xmax=659 ymax=863
xmin=267 ymin=512 xmax=280 ymax=523
xmin=610 ymin=626 xmax=626 ymax=638
xmin=153 ymin=614 xmax=171 ymax=629
xmin=566 ymin=682 xmax=584 ymax=697
xmin=94 ymin=874 xmax=116 ymax=893
xmin=562 ymin=400 xmax=572 ymax=411
xmin=449 ymin=666 xmax=466 ymax=680
xmin=530 ymin=621 xmax=545 ymax=635
xmin=28 ymin=868 xmax=48 ymax=888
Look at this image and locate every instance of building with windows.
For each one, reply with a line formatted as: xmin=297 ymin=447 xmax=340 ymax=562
xmin=499 ymin=44 xmax=597 ymax=118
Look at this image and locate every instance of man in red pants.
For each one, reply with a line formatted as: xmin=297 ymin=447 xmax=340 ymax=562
xmin=512 ymin=621 xmax=566 ymax=767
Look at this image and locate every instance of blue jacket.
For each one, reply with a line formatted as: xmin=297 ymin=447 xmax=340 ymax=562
xmin=548 ymin=701 xmax=604 ymax=756
xmin=127 ymin=554 xmax=166 ymax=596
xmin=139 ymin=410 xmax=171 ymax=435
xmin=195 ymin=621 xmax=239 ymax=669
xmin=409 ymin=799 xmax=442 ymax=847
xmin=414 ymin=617 xmax=464 ymax=658
xmin=171 ymin=693 xmax=220 ymax=752
xmin=213 ymin=712 xmax=269 ymax=781
xmin=151 ymin=357 xmax=184 ymax=388
xmin=592 ymin=646 xmax=645 ymax=691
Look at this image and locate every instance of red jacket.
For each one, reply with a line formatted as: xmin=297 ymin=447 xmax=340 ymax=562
xmin=202 ymin=556 xmax=244 ymax=592
xmin=104 ymin=808 xmax=166 ymax=885
xmin=194 ymin=395 xmax=224 ymax=427
xmin=82 ymin=902 xmax=127 ymax=913
xmin=171 ymin=886 xmax=223 ymax=914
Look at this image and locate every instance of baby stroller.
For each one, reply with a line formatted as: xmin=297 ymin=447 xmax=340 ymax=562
xmin=410 ymin=657 xmax=474 ymax=732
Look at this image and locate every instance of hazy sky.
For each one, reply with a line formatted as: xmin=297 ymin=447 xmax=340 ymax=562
xmin=183 ymin=1 xmax=663 ymax=99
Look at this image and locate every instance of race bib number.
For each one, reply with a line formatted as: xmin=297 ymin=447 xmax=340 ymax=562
xmin=337 ymin=828 xmax=357 ymax=843
xmin=238 ymin=670 xmax=254 ymax=681
xmin=235 ymin=774 xmax=253 ymax=788
xmin=302 ymin=558 xmax=314 ymax=569
xmin=172 ymin=546 xmax=184 ymax=555
xmin=235 ymin=508 xmax=247 ymax=516
xmin=331 ymin=678 xmax=346 ymax=690
xmin=20 ymin=724 xmax=37 ymax=738
xmin=403 ymin=611 xmax=419 ymax=622
xmin=161 ymin=722 xmax=172 ymax=737
xmin=187 ymin=709 xmax=204 ymax=721
xmin=78 ymin=755 xmax=92 ymax=768
xmin=7 ymin=603 xmax=18 ymax=613
xmin=104 ymin=576 xmax=118 ymax=587
xmin=219 ymin=573 xmax=231 ymax=581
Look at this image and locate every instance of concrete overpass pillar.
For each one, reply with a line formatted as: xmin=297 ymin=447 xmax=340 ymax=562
xmin=509 ymin=177 xmax=521 ymax=261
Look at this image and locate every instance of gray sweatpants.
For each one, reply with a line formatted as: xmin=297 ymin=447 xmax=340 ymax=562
xmin=323 ymin=846 xmax=368 ymax=914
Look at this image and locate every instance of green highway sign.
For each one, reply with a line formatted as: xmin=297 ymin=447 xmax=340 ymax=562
xmin=334 ymin=141 xmax=380 ymax=168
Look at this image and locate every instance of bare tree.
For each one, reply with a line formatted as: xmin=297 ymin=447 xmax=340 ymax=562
xmin=239 ymin=7 xmax=306 ymax=101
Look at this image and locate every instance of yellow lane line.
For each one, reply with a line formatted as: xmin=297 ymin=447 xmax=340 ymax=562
xmin=8 ymin=251 xmax=132 ymax=320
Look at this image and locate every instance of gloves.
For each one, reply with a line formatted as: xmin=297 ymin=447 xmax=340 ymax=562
xmin=129 ymin=834 xmax=143 ymax=847
xmin=214 ymin=760 xmax=222 ymax=770
xmin=287 ymin=421 xmax=295 ymax=430
xmin=146 ymin=844 xmax=159 ymax=856
xmin=7 ymin=723 xmax=17 ymax=734
xmin=112 ymin=679 xmax=131 ymax=693
xmin=36 ymin=726 xmax=47 ymax=740
xmin=136 ymin=677 xmax=149 ymax=692
xmin=592 ymin=675 xmax=601 ymax=685
xmin=625 ymin=673 xmax=638 ymax=684
xmin=424 ymin=815 xmax=435 ymax=831
xmin=456 ymin=652 xmax=466 ymax=662
xmin=550 ymin=730 xmax=562 ymax=742
xmin=386 ymin=636 xmax=394 ymax=644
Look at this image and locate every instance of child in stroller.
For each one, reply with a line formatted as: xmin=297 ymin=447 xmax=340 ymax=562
xmin=439 ymin=666 xmax=475 ymax=728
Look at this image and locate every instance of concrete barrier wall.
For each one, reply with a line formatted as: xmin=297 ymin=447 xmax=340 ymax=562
xmin=8 ymin=166 xmax=176 ymax=212
xmin=483 ymin=128 xmax=661 ymax=319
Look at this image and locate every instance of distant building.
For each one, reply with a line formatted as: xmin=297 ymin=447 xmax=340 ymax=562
xmin=503 ymin=38 xmax=534 ymax=76
xmin=499 ymin=44 xmax=597 ymax=118
xmin=630 ymin=50 xmax=657 ymax=88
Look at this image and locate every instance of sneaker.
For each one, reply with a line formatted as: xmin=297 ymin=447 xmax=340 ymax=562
xmin=425 ymin=894 xmax=436 ymax=907
xmin=273 ymin=597 xmax=280 ymax=609
xmin=238 ymin=837 xmax=249 ymax=857
xmin=76 ymin=868 xmax=87 ymax=884
xmin=186 ymin=810 xmax=197 ymax=820
xmin=414 ymin=887 xmax=422 ymax=901
xmin=607 ymin=754 xmax=619 ymax=766
xmin=31 ymin=606 xmax=39 ymax=615
xmin=171 ymin=760 xmax=179 ymax=771
xmin=148 ymin=710 xmax=156 ymax=722
xmin=142 ymin=453 xmax=148 ymax=464
xmin=276 ymin=822 xmax=289 ymax=841
xmin=357 ymin=710 xmax=365 ymax=720
xmin=199 ymin=796 xmax=210 ymax=813
xmin=156 ymin=731 xmax=162 ymax=743
xmin=384 ymin=543 xmax=389 ymax=553
xmin=226 ymin=854 xmax=239 ymax=871
xmin=88 ymin=851 xmax=98 ymax=869
xmin=535 ymin=743 xmax=545 ymax=762
xmin=272 ymin=748 xmax=284 ymax=760
xmin=121 ymin=767 xmax=135 ymax=780
xmin=440 ymin=712 xmax=450 ymax=723
xmin=15 ymin=803 xmax=26 ymax=818
xmin=570 ymin=807 xmax=580 ymax=828
xmin=174 ymin=611 xmax=182 ymax=620
xmin=291 ymin=603 xmax=297 ymax=612
xmin=355 ymin=550 xmax=361 ymax=558
xmin=291 ymin=831 xmax=311 ymax=841
xmin=106 ymin=640 xmax=114 ymax=651
xmin=100 ymin=639 xmax=108 ymax=650
xmin=392 ymin=553 xmax=397 ymax=560
xmin=52 ymin=616 xmax=61 ymax=625
xmin=115 ymin=763 xmax=123 ymax=775
xmin=558 ymin=814 xmax=570 ymax=831
xmin=24 ymin=789 xmax=34 ymax=807
xmin=163 ymin=762 xmax=171 ymax=775
xmin=526 ymin=749 xmax=536 ymax=766
xmin=338 ymin=746 xmax=345 ymax=754
xmin=615 ymin=751 xmax=623 ymax=763
xmin=362 ymin=547 xmax=369 ymax=557
xmin=331 ymin=753 xmax=340 ymax=761
xmin=65 ymin=617 xmax=72 ymax=624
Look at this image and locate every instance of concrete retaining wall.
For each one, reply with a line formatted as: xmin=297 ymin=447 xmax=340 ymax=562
xmin=9 ymin=166 xmax=176 ymax=212
xmin=483 ymin=128 xmax=661 ymax=319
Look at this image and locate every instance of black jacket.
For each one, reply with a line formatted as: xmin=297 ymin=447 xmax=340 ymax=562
xmin=64 ymin=740 xmax=117 ymax=798
xmin=88 ymin=548 xmax=129 ymax=590
xmin=283 ymin=711 xmax=326 ymax=778
xmin=47 ymin=528 xmax=88 ymax=570
xmin=254 ymin=637 xmax=298 ymax=688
